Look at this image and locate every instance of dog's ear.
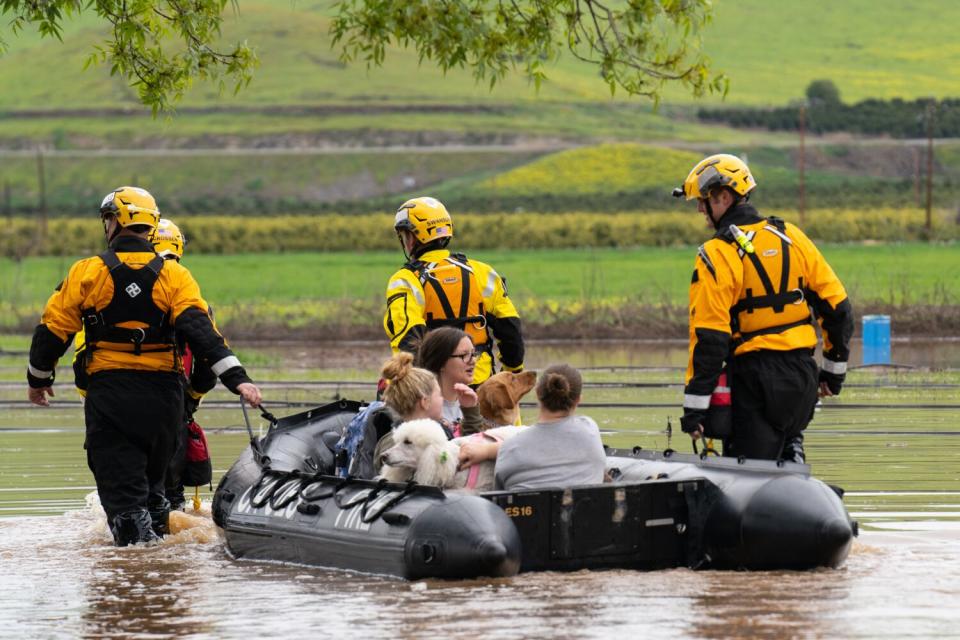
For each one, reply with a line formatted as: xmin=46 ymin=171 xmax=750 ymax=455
xmin=478 ymin=377 xmax=508 ymax=422
xmin=413 ymin=442 xmax=459 ymax=487
xmin=508 ymin=371 xmax=537 ymax=402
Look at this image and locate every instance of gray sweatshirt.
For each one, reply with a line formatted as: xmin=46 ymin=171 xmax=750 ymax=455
xmin=494 ymin=414 xmax=606 ymax=491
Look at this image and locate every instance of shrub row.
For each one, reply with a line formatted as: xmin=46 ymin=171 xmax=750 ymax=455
xmin=4 ymin=209 xmax=958 ymax=257
xmin=698 ymin=97 xmax=960 ymax=138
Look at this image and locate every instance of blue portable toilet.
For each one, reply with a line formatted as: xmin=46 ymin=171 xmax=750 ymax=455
xmin=862 ymin=315 xmax=891 ymax=365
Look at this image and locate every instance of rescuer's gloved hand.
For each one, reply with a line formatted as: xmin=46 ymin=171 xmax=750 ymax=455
xmin=680 ymin=410 xmax=706 ymax=434
xmin=184 ymin=394 xmax=201 ymax=422
xmin=819 ymin=369 xmax=844 ymax=396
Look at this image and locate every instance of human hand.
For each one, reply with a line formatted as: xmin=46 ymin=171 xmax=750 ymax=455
xmin=454 ymin=383 xmax=478 ymax=408
xmin=184 ymin=394 xmax=201 ymax=421
xmin=818 ymin=370 xmax=843 ymax=397
xmin=28 ymin=386 xmax=54 ymax=407
xmin=680 ymin=411 xmax=705 ymax=440
xmin=236 ymin=382 xmax=262 ymax=407
xmin=457 ymin=441 xmax=498 ymax=470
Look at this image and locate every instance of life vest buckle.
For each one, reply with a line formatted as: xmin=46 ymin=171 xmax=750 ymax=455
xmin=131 ymin=327 xmax=146 ymax=356
xmin=790 ymin=288 xmax=805 ymax=305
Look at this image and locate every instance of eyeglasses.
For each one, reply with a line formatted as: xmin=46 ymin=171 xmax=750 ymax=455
xmin=449 ymin=350 xmax=478 ymax=363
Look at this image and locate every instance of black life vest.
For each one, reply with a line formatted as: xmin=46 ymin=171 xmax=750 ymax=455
xmin=81 ymin=249 xmax=177 ymax=359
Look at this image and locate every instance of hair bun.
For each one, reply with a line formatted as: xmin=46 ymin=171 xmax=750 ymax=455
xmin=381 ymin=351 xmax=414 ymax=383
xmin=545 ymin=373 xmax=569 ymax=395
xmin=535 ymin=363 xmax=582 ymax=413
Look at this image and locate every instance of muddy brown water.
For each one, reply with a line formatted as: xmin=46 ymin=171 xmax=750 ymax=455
xmin=1 ymin=507 xmax=957 ymax=639
xmin=1 ymin=339 xmax=959 ymax=638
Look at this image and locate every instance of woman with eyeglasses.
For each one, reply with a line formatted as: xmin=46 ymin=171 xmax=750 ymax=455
xmin=415 ymin=327 xmax=484 ymax=438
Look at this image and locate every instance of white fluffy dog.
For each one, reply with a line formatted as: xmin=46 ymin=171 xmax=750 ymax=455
xmin=380 ymin=419 xmax=523 ymax=491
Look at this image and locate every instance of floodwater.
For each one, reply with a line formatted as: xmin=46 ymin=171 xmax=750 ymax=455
xmin=2 ymin=339 xmax=959 ymax=638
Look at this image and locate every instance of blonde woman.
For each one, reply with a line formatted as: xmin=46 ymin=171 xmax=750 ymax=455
xmin=373 ymin=352 xmax=446 ymax=471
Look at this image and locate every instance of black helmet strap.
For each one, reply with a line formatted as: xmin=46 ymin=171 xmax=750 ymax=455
xmin=704 ymin=187 xmax=743 ymax=230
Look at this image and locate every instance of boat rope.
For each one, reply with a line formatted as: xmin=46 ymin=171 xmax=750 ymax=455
xmin=249 ymin=470 xmax=292 ymax=509
xmin=247 ymin=469 xmax=433 ymax=522
xmin=360 ymin=482 xmax=419 ymax=523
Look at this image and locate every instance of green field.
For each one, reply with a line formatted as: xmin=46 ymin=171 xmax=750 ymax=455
xmin=0 ymin=147 xmax=547 ymax=214
xmin=433 ymin=143 xmax=960 ymax=211
xmin=5 ymin=141 xmax=960 ymax=216
xmin=3 ymin=243 xmax=957 ymax=336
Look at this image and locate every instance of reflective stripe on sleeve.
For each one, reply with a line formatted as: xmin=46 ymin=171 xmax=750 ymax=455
xmin=27 ymin=364 xmax=54 ymax=379
xmin=211 ymin=355 xmax=242 ymax=376
xmin=683 ymin=394 xmax=712 ymax=410
xmin=482 ymin=270 xmax=498 ymax=298
xmin=387 ymin=278 xmax=424 ymax=306
xmin=822 ymin=359 xmax=847 ymax=375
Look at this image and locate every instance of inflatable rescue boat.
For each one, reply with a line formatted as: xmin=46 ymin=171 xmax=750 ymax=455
xmin=213 ymin=400 xmax=857 ymax=579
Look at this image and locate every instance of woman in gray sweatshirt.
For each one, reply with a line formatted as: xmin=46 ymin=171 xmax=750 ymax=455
xmin=493 ymin=364 xmax=606 ymax=491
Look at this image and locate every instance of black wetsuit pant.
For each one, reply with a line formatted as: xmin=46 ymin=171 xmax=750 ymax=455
xmin=725 ymin=348 xmax=819 ymax=462
xmin=164 ymin=423 xmax=187 ymax=510
xmin=84 ymin=370 xmax=183 ymax=521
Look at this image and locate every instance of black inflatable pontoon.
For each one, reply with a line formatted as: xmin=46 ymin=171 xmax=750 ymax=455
xmin=213 ymin=401 xmax=857 ymax=578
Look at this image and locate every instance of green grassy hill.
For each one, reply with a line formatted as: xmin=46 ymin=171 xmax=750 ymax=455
xmin=3 ymin=0 xmax=959 ymax=110
xmin=3 ymin=141 xmax=960 ymax=215
xmin=0 ymin=0 xmax=959 ymax=144
xmin=683 ymin=0 xmax=960 ymax=106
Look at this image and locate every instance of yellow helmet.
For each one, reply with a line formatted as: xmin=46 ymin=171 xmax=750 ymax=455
xmin=99 ymin=186 xmax=161 ymax=230
xmin=151 ymin=218 xmax=186 ymax=260
xmin=394 ymin=197 xmax=453 ymax=245
xmin=674 ymin=154 xmax=756 ymax=201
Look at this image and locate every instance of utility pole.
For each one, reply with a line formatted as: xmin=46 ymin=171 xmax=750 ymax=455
xmin=914 ymin=148 xmax=921 ymax=207
xmin=798 ymin=103 xmax=806 ymax=224
xmin=925 ymin=102 xmax=935 ymax=232
xmin=36 ymin=148 xmax=48 ymax=254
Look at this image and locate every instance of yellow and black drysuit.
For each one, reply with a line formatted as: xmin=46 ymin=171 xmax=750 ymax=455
xmin=27 ymin=236 xmax=253 ymax=545
xmin=681 ymin=203 xmax=853 ymax=461
xmin=384 ymin=248 xmax=524 ymax=385
xmin=73 ymin=303 xmax=218 ymax=511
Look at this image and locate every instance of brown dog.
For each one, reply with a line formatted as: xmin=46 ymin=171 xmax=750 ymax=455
xmin=477 ymin=370 xmax=537 ymax=427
